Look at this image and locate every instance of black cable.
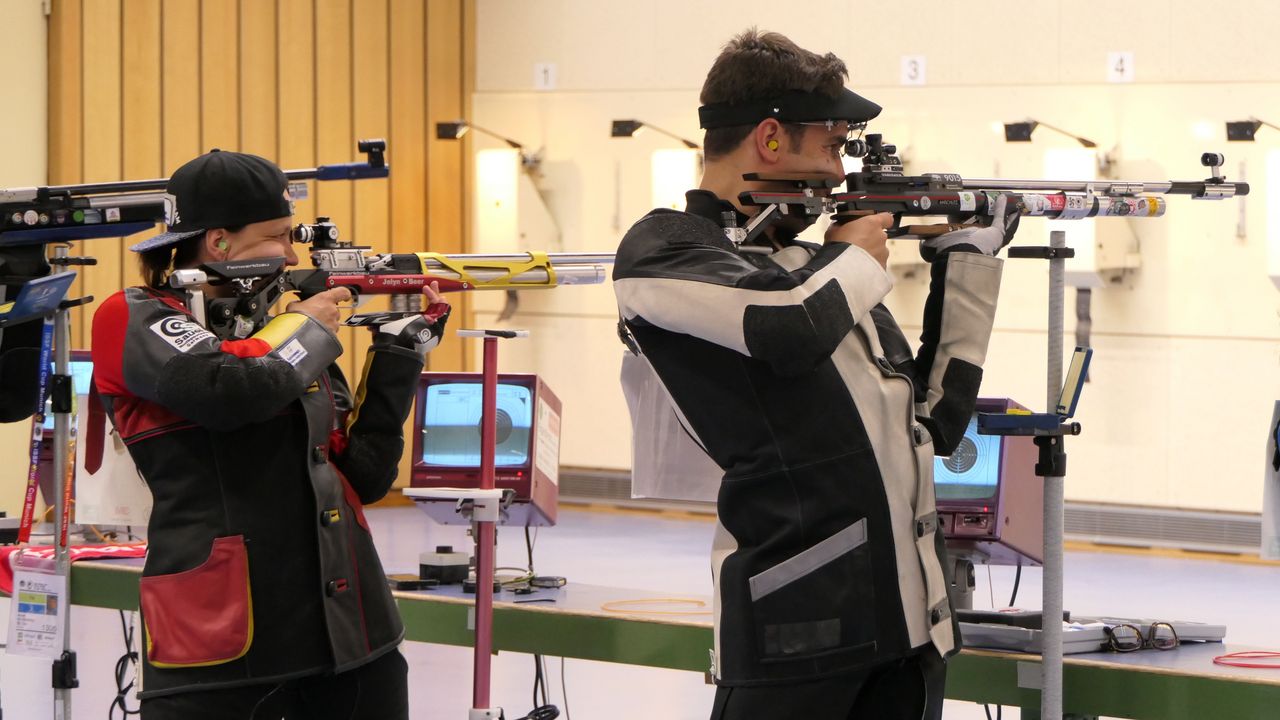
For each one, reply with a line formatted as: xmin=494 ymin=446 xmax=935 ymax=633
xmin=1008 ymin=560 xmax=1022 ymax=607
xmin=525 ymin=525 xmax=535 ymax=575
xmin=532 ymin=653 xmax=542 ymax=709
xmin=515 ymin=707 xmax=559 ymax=720
xmin=523 ymin=653 xmax=558 ymax=720
xmin=559 ymin=656 xmax=571 ymax=720
xmin=520 ymin=528 xmax=560 ymax=720
xmin=108 ymin=610 xmax=141 ymax=718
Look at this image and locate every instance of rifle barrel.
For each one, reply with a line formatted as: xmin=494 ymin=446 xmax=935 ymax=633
xmin=959 ymin=178 xmax=1248 ymax=196
xmin=423 ymin=264 xmax=607 ymax=286
xmin=424 ymin=252 xmax=615 ymax=265
xmin=34 ymin=166 xmax=354 ymax=199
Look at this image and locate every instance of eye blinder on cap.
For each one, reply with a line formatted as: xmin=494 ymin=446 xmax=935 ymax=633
xmin=698 ymin=87 xmax=882 ymax=130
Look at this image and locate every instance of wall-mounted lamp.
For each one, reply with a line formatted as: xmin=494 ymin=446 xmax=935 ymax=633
xmin=1003 ymin=119 xmax=1098 ymax=148
xmin=611 ymin=119 xmax=700 ymax=150
xmin=437 ymin=120 xmax=522 ymax=148
xmin=1004 ymin=118 xmax=1114 ymax=176
xmin=437 ymin=120 xmax=543 ymax=173
xmin=1226 ymin=117 xmax=1280 ymax=142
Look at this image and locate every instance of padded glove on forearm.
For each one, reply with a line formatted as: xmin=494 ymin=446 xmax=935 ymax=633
xmin=371 ymin=302 xmax=451 ymax=355
xmin=920 ymin=193 xmax=1021 ymax=262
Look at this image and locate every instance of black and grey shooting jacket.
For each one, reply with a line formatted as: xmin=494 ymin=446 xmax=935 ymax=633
xmin=614 ymin=190 xmax=1003 ymax=687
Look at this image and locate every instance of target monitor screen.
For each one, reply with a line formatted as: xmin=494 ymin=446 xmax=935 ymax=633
xmin=934 ymin=416 xmax=1001 ymax=501
xmin=420 ymin=382 xmax=533 ymax=467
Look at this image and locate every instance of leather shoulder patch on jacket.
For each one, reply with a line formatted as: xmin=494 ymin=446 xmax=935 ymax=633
xmin=920 ymin=358 xmax=983 ymax=454
xmin=614 ymin=209 xmax=735 ymax=280
xmin=743 ymin=279 xmax=854 ymax=376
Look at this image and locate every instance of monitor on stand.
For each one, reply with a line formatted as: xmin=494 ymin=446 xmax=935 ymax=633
xmin=408 ymin=372 xmax=562 ymax=527
xmin=937 ymin=397 xmax=1043 ymax=610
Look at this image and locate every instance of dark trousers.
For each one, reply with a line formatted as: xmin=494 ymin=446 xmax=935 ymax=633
xmin=711 ymin=648 xmax=946 ymax=720
xmin=139 ymin=647 xmax=409 ymax=720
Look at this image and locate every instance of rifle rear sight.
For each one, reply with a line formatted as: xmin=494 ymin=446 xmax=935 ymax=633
xmin=857 ymin=134 xmax=905 ymax=176
xmin=292 ymin=217 xmax=341 ymax=248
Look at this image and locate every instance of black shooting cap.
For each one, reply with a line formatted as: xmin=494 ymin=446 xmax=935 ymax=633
xmin=698 ymin=87 xmax=882 ymax=129
xmin=129 ymin=149 xmax=292 ymax=252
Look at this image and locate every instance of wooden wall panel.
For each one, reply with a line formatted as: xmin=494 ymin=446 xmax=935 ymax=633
xmin=200 ymin=0 xmax=240 ymax=152
xmin=47 ymin=0 xmax=469 ymax=481
xmin=426 ymin=0 xmax=467 ymax=373
xmin=121 ymin=0 xmax=163 ymax=294
xmin=388 ymin=0 xmax=429 ymax=489
xmin=388 ymin=0 xmax=427 ymax=260
xmin=49 ymin=0 xmax=84 ymax=342
xmin=350 ymin=0 xmax=390 ymax=373
xmin=314 ymin=0 xmax=356 ymax=382
xmin=161 ymin=0 xmax=201 ymax=175
xmin=275 ymin=0 xmax=316 ymax=222
xmin=48 ymin=0 xmax=82 ymax=189
xmin=239 ymin=0 xmax=278 ymax=159
xmin=275 ymin=0 xmax=316 ymax=341
xmin=78 ymin=0 xmax=123 ymax=348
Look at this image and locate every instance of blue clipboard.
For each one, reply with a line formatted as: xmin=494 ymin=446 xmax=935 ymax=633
xmin=978 ymin=347 xmax=1093 ymax=435
xmin=0 ymin=272 xmax=77 ymax=328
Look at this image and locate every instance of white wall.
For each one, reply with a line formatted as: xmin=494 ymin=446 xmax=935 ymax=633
xmin=0 ymin=0 xmax=48 ymax=513
xmin=472 ymin=0 xmax=1280 ymax=514
xmin=0 ymin=2 xmax=57 ymax=714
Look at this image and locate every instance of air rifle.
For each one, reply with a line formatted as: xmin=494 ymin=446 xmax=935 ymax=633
xmin=171 ymin=219 xmax=613 ymax=339
xmin=0 ymin=139 xmax=390 ymax=248
xmin=733 ymin=133 xmax=1249 ymax=246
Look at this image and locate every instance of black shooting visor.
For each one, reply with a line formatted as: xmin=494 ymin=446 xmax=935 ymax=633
xmin=698 ymin=87 xmax=882 ymax=129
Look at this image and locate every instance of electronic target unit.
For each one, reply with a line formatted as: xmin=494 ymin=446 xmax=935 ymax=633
xmin=935 ymin=397 xmax=1043 ymax=566
xmin=409 ymin=372 xmax=562 ymax=527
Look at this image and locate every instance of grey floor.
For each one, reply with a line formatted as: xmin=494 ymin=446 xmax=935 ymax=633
xmin=3 ymin=505 xmax=1279 ymax=719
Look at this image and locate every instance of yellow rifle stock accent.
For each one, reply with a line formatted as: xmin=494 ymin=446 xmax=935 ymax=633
xmin=414 ymin=251 xmax=558 ymax=289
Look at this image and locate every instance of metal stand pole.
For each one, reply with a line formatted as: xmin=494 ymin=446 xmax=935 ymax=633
xmin=454 ymin=328 xmax=528 ymax=720
xmin=1040 ymin=229 xmax=1067 ymax=720
xmin=472 ymin=335 xmax=498 ymax=717
xmin=50 ymin=245 xmax=78 ymax=720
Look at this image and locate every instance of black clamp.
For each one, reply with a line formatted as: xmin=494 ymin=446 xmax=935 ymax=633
xmin=50 ymin=373 xmax=74 ymax=414
xmin=1035 ymin=435 xmax=1068 ymax=478
xmin=57 ymin=296 xmax=93 ymax=310
xmin=1008 ymin=247 xmax=1076 ymax=260
xmin=49 ymin=256 xmax=98 ymax=267
xmin=978 ymin=415 xmax=1080 ymax=479
xmin=616 ymin=319 xmax=642 ymax=356
xmin=52 ymin=650 xmax=79 ymax=690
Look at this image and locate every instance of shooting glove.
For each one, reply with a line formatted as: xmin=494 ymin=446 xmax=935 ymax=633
xmin=372 ymin=302 xmax=451 ymax=356
xmin=919 ymin=193 xmax=1021 ymax=262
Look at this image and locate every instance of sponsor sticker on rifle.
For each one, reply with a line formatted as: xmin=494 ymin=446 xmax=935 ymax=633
xmin=958 ymin=192 xmax=976 ymax=212
xmin=279 ymin=338 xmax=308 ymax=367
xmin=149 ymin=317 xmax=215 ymax=352
xmin=1059 ymin=195 xmax=1091 ymax=220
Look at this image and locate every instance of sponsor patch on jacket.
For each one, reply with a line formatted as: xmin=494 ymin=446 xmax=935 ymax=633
xmin=149 ymin=316 xmax=215 ymax=352
xmin=278 ymin=338 xmax=308 ymax=367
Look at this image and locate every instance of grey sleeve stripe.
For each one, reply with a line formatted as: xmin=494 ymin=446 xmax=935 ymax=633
xmin=748 ymin=518 xmax=867 ymax=602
